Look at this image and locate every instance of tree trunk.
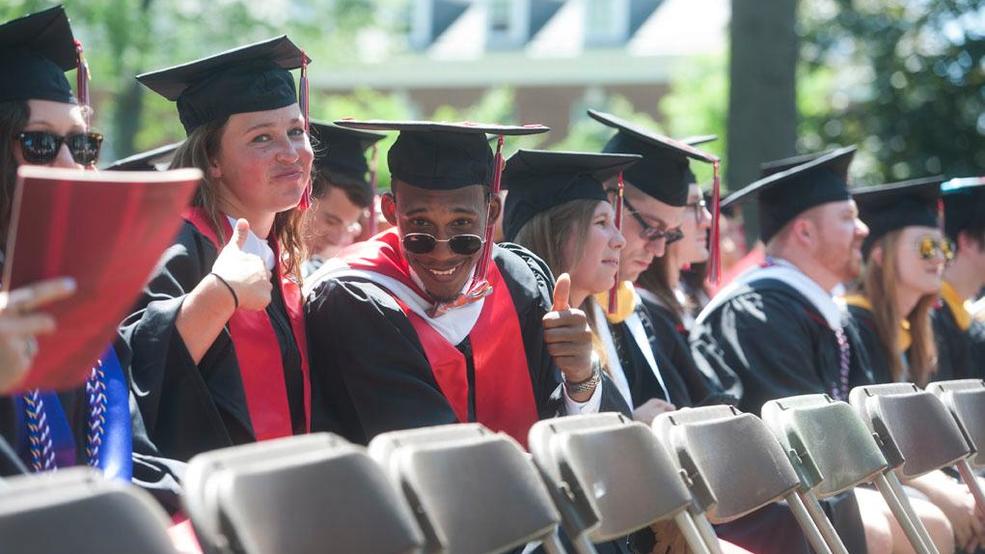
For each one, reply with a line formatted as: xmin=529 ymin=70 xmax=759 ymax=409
xmin=727 ymin=0 xmax=798 ymax=243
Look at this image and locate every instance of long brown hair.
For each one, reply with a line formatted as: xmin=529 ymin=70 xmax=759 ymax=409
xmin=636 ymin=249 xmax=681 ymax=322
xmin=862 ymin=229 xmax=938 ymax=384
xmin=170 ymin=117 xmax=306 ymax=279
xmin=513 ymin=199 xmax=612 ymax=372
xmin=0 ymin=100 xmax=30 ymax=245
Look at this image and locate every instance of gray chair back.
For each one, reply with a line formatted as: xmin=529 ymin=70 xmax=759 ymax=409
xmin=528 ymin=413 xmax=627 ymax=541
xmin=185 ymin=433 xmax=423 ymax=554
xmin=850 ymin=384 xmax=970 ymax=478
xmin=654 ymin=406 xmax=801 ymax=523
xmin=367 ymin=422 xmax=491 ymax=480
xmin=561 ymin=422 xmax=695 ymax=541
xmin=374 ymin=425 xmax=560 ymax=554
xmin=927 ymin=379 xmax=985 ymax=467
xmin=0 ymin=467 xmax=176 ymax=553
xmin=762 ymin=394 xmax=889 ymax=497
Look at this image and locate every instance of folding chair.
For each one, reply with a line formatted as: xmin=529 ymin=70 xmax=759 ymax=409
xmin=369 ymin=423 xmax=564 ymax=554
xmin=0 ymin=467 xmax=176 ymax=553
xmin=763 ymin=393 xmax=935 ymax=554
xmin=850 ymin=382 xmax=979 ymax=554
xmin=926 ymin=379 xmax=985 ymax=512
xmin=529 ymin=413 xmax=717 ymax=554
xmin=653 ymin=405 xmax=835 ymax=554
xmin=184 ymin=432 xmax=423 ymax=554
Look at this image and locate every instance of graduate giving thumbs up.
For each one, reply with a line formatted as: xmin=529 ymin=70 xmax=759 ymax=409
xmin=542 ymin=273 xmax=598 ymax=402
xmin=210 ymin=218 xmax=273 ymax=311
xmin=177 ymin=218 xmax=274 ymax=364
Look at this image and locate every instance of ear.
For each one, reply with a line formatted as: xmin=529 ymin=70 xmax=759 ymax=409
xmin=792 ymin=218 xmax=815 ymax=248
xmin=487 ymin=192 xmax=502 ymax=228
xmin=381 ymin=191 xmax=398 ymax=226
xmin=208 ymin=155 xmax=222 ymax=181
xmin=870 ymin=244 xmax=883 ymax=266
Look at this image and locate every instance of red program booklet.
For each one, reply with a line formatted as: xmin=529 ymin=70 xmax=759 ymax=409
xmin=3 ymin=165 xmax=201 ymax=392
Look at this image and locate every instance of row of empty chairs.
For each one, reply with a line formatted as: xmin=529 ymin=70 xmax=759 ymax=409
xmin=2 ymin=378 xmax=985 ymax=553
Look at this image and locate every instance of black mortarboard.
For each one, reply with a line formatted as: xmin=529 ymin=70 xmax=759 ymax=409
xmin=852 ymin=177 xmax=943 ymax=256
xmin=137 ymin=36 xmax=310 ymax=135
xmin=334 ymin=120 xmax=549 ymax=190
xmin=0 ymin=5 xmax=80 ymax=104
xmin=501 ymin=149 xmax=641 ymax=241
xmin=588 ymin=109 xmax=717 ymax=206
xmin=724 ymin=146 xmax=856 ymax=244
xmin=309 ymin=121 xmax=385 ymax=184
xmin=681 ymin=135 xmax=718 ymax=185
xmin=941 ymin=177 xmax=985 ymax=242
xmin=104 ymin=142 xmax=181 ymax=171
xmin=759 ymin=151 xmax=829 ymax=178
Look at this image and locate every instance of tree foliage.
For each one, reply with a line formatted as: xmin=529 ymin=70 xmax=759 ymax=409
xmin=800 ymin=0 xmax=985 ymax=183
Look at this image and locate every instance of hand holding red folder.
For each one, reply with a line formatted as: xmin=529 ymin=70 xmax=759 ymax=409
xmin=2 ymin=165 xmax=201 ymax=392
xmin=0 ymin=276 xmax=76 ymax=392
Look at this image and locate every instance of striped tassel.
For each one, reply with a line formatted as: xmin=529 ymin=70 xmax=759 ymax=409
xmin=298 ymin=50 xmax=312 ymax=210
xmin=368 ymin=144 xmax=380 ymax=236
xmin=471 ymin=134 xmax=505 ymax=293
xmin=74 ymin=40 xmax=91 ymax=129
xmin=707 ymin=161 xmax=722 ymax=285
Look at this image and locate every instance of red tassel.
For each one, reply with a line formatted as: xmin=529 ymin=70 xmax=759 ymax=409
xmin=298 ymin=51 xmax=312 ymax=210
xmin=368 ymin=144 xmax=380 ymax=236
xmin=608 ymin=171 xmax=625 ymax=314
xmin=471 ymin=134 xmax=505 ymax=293
xmin=74 ymin=40 xmax=90 ymax=128
xmin=707 ymin=161 xmax=722 ymax=285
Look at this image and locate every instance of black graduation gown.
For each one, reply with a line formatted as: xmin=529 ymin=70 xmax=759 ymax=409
xmin=305 ymin=242 xmax=630 ymax=445
xmin=689 ymin=278 xmax=871 ymax=554
xmin=638 ymin=296 xmax=728 ymax=406
xmin=933 ymin=301 xmax=985 ymax=381
xmin=120 ymin=221 xmax=306 ymax=462
xmin=846 ymin=304 xmax=896 ymax=385
xmin=690 ymin=278 xmax=873 ymax=415
xmin=606 ymin=302 xmax=692 ymax=408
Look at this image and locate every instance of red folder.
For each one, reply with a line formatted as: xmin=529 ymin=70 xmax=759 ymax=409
xmin=3 ymin=166 xmax=201 ymax=392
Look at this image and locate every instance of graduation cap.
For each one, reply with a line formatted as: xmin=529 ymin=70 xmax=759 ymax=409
xmin=852 ymin=177 xmax=944 ymax=256
xmin=940 ymin=177 xmax=985 ymax=242
xmin=724 ymin=146 xmax=856 ymax=244
xmin=759 ymin=151 xmax=829 ymax=178
xmin=309 ymin=121 xmax=387 ymax=234
xmin=335 ymin=119 xmax=550 ymax=313
xmin=587 ymin=109 xmax=724 ymax=282
xmin=137 ymin=36 xmax=311 ymax=137
xmin=103 ymin=142 xmax=181 ymax=171
xmin=501 ymin=150 xmax=641 ymax=242
xmin=0 ymin=5 xmax=91 ymax=112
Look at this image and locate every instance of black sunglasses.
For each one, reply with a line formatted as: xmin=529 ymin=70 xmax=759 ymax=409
xmin=17 ymin=131 xmax=103 ymax=165
xmin=622 ymin=196 xmax=685 ymax=244
xmin=402 ymin=233 xmax=485 ymax=255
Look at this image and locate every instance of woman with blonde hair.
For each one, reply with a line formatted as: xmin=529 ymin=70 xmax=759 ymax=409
xmin=846 ymin=178 xmax=980 ymax=554
xmin=122 ymin=37 xmax=314 ymax=461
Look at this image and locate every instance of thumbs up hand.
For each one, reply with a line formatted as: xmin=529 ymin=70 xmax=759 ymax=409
xmin=210 ymin=219 xmax=273 ymax=311
xmin=542 ymin=273 xmax=595 ymax=398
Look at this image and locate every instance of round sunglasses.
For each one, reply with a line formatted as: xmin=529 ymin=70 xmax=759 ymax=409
xmin=402 ymin=233 xmax=485 ymax=255
xmin=17 ymin=131 xmax=103 ymax=166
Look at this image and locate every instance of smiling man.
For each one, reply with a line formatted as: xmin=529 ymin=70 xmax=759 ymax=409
xmin=304 ymin=121 xmax=629 ymax=445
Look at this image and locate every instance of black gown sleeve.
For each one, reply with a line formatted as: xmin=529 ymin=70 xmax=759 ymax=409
xmin=119 ymin=222 xmax=245 ymax=460
xmin=689 ymin=286 xmax=833 ymax=415
xmin=846 ymin=305 xmax=893 ymax=384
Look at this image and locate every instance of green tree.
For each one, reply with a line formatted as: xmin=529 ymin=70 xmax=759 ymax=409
xmin=800 ymin=0 xmax=985 ymax=183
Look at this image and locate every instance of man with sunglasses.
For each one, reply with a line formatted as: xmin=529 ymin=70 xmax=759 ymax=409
xmin=304 ymin=121 xmax=630 ymax=446
xmin=934 ymin=177 xmax=985 ymax=381
xmin=586 ymin=110 xmax=720 ymax=423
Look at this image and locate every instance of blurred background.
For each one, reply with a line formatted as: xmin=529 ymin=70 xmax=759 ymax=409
xmin=4 ymin=0 xmax=983 ymax=209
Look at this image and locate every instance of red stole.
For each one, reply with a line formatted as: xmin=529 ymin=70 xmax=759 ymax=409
xmin=340 ymin=229 xmax=539 ymax=444
xmin=184 ymin=208 xmax=310 ymax=440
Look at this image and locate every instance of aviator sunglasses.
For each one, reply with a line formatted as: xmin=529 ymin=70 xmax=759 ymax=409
xmin=402 ymin=233 xmax=485 ymax=256
xmin=917 ymin=236 xmax=954 ymax=261
xmin=17 ymin=131 xmax=103 ymax=165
